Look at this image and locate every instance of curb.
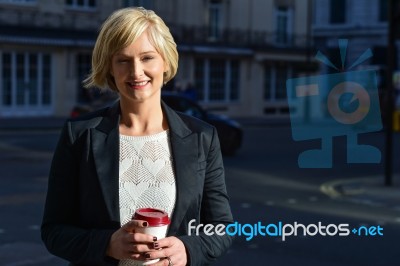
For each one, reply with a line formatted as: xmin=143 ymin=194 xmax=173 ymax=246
xmin=320 ymin=175 xmax=400 ymax=208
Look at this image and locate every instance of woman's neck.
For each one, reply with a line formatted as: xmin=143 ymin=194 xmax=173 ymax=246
xmin=119 ymin=99 xmax=168 ymax=136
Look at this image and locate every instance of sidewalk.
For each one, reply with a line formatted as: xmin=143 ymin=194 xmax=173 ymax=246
xmin=321 ymin=175 xmax=400 ymax=210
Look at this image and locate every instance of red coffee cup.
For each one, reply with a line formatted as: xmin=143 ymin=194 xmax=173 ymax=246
xmin=132 ymin=208 xmax=170 ymax=265
xmin=132 ymin=208 xmax=170 ymax=227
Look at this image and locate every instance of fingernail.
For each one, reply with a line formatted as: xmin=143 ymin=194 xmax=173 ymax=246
xmin=153 ymin=242 xmax=159 ymax=249
xmin=145 ymin=253 xmax=151 ymax=259
xmin=143 ymin=222 xmax=148 ymax=227
xmin=153 ymin=236 xmax=157 ymax=242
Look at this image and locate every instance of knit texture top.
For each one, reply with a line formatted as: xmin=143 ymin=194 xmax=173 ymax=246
xmin=118 ymin=130 xmax=176 ymax=266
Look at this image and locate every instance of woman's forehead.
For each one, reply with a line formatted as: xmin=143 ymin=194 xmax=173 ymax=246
xmin=114 ymin=32 xmax=160 ymax=56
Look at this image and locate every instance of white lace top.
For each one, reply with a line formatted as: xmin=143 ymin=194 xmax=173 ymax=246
xmin=118 ymin=130 xmax=176 ymax=266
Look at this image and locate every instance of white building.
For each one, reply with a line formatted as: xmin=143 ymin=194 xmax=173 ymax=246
xmin=0 ymin=0 xmax=316 ymax=118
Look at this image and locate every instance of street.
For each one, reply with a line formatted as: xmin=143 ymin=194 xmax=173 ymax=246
xmin=0 ymin=124 xmax=399 ymax=266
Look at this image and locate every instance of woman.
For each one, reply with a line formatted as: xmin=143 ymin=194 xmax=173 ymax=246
xmin=41 ymin=7 xmax=234 ymax=266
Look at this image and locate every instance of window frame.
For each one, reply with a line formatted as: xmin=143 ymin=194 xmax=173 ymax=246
xmin=195 ymin=58 xmax=240 ymax=103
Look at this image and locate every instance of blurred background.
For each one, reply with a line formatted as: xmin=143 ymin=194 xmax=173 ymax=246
xmin=0 ymin=0 xmax=399 ymax=265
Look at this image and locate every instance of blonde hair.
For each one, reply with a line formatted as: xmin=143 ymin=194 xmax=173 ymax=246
xmin=84 ymin=7 xmax=178 ymax=91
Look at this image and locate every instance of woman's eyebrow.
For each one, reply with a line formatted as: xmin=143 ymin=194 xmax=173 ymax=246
xmin=139 ymin=51 xmax=157 ymax=55
xmin=114 ymin=50 xmax=157 ymax=56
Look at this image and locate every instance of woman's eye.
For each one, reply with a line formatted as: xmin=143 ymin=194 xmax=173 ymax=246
xmin=142 ymin=56 xmax=153 ymax=61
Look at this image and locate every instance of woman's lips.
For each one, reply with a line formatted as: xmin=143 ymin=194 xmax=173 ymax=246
xmin=128 ymin=80 xmax=149 ymax=89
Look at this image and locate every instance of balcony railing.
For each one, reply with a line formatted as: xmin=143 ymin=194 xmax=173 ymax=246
xmin=169 ymin=25 xmax=311 ymax=49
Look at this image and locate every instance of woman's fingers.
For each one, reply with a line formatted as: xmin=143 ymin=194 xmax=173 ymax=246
xmin=123 ymin=219 xmax=149 ymax=232
xmin=107 ymin=222 xmax=158 ymax=260
xmin=144 ymin=237 xmax=187 ymax=266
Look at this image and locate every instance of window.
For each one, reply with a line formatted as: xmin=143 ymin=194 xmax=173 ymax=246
xmin=77 ymin=53 xmax=93 ymax=103
xmin=264 ymin=64 xmax=291 ymax=101
xmin=276 ymin=7 xmax=291 ymax=45
xmin=209 ymin=59 xmax=225 ymax=100
xmin=330 ymin=0 xmax=346 ymax=24
xmin=264 ymin=67 xmax=272 ymax=100
xmin=208 ymin=1 xmax=223 ymax=40
xmin=124 ymin=0 xmax=153 ymax=9
xmin=379 ymin=0 xmax=388 ymax=22
xmin=66 ymin=0 xmax=96 ymax=9
xmin=2 ymin=53 xmax=11 ymax=106
xmin=1 ymin=52 xmax=52 ymax=108
xmin=194 ymin=59 xmax=205 ymax=100
xmin=275 ymin=66 xmax=288 ymax=99
xmin=195 ymin=58 xmax=240 ymax=102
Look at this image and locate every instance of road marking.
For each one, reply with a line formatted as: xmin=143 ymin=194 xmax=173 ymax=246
xmin=376 ymin=220 xmax=386 ymax=226
xmin=264 ymin=201 xmax=275 ymax=206
xmin=394 ymin=217 xmax=400 ymax=223
xmin=240 ymin=203 xmax=251 ymax=208
xmin=248 ymin=244 xmax=258 ymax=249
xmin=287 ymin=198 xmax=297 ymax=204
xmin=28 ymin=225 xmax=40 ymax=231
xmin=308 ymin=196 xmax=318 ymax=202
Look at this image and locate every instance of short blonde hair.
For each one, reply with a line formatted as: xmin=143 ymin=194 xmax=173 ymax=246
xmin=84 ymin=7 xmax=178 ymax=91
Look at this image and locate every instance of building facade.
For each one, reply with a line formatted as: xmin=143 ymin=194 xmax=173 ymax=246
xmin=312 ymin=0 xmax=395 ymax=121
xmin=0 ymin=0 xmax=315 ymax=118
xmin=313 ymin=0 xmax=390 ymax=84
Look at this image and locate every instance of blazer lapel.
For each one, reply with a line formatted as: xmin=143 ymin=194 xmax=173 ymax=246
xmin=91 ymin=102 xmax=121 ymax=222
xmin=162 ymin=102 xmax=199 ymax=235
xmin=90 ymin=100 xmax=199 ymax=228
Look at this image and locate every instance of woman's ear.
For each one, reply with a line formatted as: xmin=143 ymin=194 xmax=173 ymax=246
xmin=164 ymin=61 xmax=170 ymax=73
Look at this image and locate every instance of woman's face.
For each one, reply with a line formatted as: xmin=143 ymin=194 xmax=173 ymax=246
xmin=110 ymin=31 xmax=168 ymax=104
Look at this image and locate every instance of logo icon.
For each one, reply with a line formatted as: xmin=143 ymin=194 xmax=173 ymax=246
xmin=286 ymin=39 xmax=382 ymax=168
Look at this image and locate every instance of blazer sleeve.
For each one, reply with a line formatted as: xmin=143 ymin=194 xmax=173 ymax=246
xmin=41 ymin=122 xmax=118 ymax=266
xmin=177 ymin=127 xmax=234 ymax=266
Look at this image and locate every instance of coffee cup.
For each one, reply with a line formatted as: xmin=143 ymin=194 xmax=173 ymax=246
xmin=132 ymin=208 xmax=170 ymax=265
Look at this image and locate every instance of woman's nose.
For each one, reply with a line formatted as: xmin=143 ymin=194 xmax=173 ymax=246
xmin=131 ymin=62 xmax=144 ymax=78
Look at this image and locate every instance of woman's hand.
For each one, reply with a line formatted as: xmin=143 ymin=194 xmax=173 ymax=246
xmin=106 ymin=220 xmax=157 ymax=260
xmin=145 ymin=236 xmax=188 ymax=266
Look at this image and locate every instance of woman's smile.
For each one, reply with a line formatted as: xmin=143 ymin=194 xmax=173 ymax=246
xmin=111 ymin=31 xmax=168 ymax=103
xmin=127 ymin=80 xmax=151 ymax=90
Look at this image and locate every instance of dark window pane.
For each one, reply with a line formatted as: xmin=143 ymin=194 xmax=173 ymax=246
xmin=276 ymin=7 xmax=288 ymax=44
xmin=209 ymin=59 xmax=225 ymax=101
xmin=229 ymin=60 xmax=239 ymax=100
xmin=16 ymin=53 xmax=25 ymax=105
xmin=379 ymin=0 xmax=388 ymax=22
xmin=77 ymin=54 xmax=93 ymax=102
xmin=330 ymin=0 xmax=346 ymax=24
xmin=66 ymin=0 xmax=73 ymax=5
xmin=264 ymin=66 xmax=271 ymax=100
xmin=2 ymin=53 xmax=12 ymax=106
xmin=29 ymin=54 xmax=38 ymax=105
xmin=88 ymin=0 xmax=96 ymax=7
xmin=194 ymin=59 xmax=205 ymax=101
xmin=275 ymin=66 xmax=287 ymax=99
xmin=42 ymin=55 xmax=51 ymax=105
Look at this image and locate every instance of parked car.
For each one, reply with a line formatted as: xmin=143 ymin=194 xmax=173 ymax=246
xmin=70 ymin=92 xmax=242 ymax=155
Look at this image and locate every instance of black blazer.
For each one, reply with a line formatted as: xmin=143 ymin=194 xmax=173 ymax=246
xmin=41 ymin=101 xmax=234 ymax=266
